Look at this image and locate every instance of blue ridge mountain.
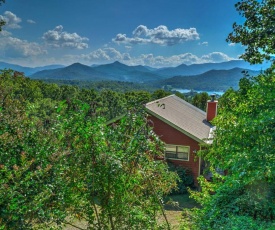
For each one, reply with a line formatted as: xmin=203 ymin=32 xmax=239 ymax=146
xmin=0 ymin=61 xmax=64 ymax=76
xmin=30 ymin=61 xmax=164 ymax=82
xmin=30 ymin=63 xmax=108 ymax=81
xmin=0 ymin=60 xmax=266 ymax=91
xmin=154 ymin=60 xmax=267 ymax=77
xmin=92 ymin=61 xmax=163 ymax=82
xmin=155 ymin=68 xmax=260 ymax=91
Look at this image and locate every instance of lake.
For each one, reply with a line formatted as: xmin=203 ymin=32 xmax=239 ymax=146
xmin=174 ymin=89 xmax=224 ymax=96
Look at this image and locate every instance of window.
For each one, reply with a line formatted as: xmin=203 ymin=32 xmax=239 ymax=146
xmin=165 ymin=145 xmax=190 ymax=161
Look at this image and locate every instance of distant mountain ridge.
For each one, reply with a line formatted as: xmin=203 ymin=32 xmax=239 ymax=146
xmin=155 ymin=60 xmax=267 ymax=77
xmin=156 ymin=68 xmax=260 ymax=91
xmin=0 ymin=62 xmax=64 ymax=76
xmin=0 ymin=60 xmax=266 ymax=91
xmin=32 ymin=63 xmax=108 ymax=81
xmin=30 ymin=61 xmax=165 ymax=82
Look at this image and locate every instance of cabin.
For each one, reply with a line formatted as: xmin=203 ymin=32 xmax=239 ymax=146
xmin=145 ymin=94 xmax=218 ymax=185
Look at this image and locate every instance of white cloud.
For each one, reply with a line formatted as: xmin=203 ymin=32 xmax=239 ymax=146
xmin=64 ymin=47 xmax=234 ymax=68
xmin=228 ymin=42 xmax=236 ymax=46
xmin=113 ymin=25 xmax=199 ymax=46
xmin=0 ymin=11 xmax=22 ymax=29
xmin=0 ymin=36 xmax=47 ymax=58
xmin=42 ymin=25 xmax=89 ymax=49
xmin=0 ymin=13 xmax=45 ymax=60
xmin=201 ymin=52 xmax=232 ymax=63
xmin=80 ymin=48 xmax=126 ymax=62
xmin=129 ymin=52 xmax=233 ymax=67
xmin=199 ymin=41 xmax=208 ymax=46
xmin=0 ymin=29 xmax=12 ymax=36
xmin=131 ymin=53 xmax=200 ymax=67
xmin=125 ymin=46 xmax=132 ymax=51
xmin=27 ymin=19 xmax=36 ymax=24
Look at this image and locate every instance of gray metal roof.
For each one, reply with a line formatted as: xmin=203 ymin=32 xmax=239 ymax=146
xmin=145 ymin=95 xmax=214 ymax=143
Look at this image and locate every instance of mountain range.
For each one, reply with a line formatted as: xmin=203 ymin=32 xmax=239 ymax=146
xmin=0 ymin=60 xmax=266 ymax=91
xmin=157 ymin=68 xmax=259 ymax=91
xmin=30 ymin=61 xmax=164 ymax=82
xmin=0 ymin=61 xmax=64 ymax=76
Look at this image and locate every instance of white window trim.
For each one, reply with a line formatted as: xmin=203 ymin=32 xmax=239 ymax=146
xmin=165 ymin=144 xmax=190 ymax=161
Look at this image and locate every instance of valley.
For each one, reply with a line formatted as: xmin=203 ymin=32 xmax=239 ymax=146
xmin=0 ymin=60 xmax=266 ymax=91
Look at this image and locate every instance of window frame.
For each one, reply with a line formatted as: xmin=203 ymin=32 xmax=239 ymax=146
xmin=165 ymin=144 xmax=190 ymax=161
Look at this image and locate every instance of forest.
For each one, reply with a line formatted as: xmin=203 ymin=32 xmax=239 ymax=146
xmin=1 ymin=61 xmax=274 ymax=230
xmin=0 ymin=0 xmax=275 ymax=229
xmin=0 ymin=69 xmax=180 ymax=229
xmin=0 ymin=69 xmax=212 ymax=229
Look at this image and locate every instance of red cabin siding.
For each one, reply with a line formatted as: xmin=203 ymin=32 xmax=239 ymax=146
xmin=148 ymin=115 xmax=201 ymax=185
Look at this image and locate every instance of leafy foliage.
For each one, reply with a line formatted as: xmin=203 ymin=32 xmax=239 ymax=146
xmin=59 ymin=103 xmax=178 ymax=229
xmin=181 ymin=72 xmax=275 ymax=229
xmin=167 ymin=163 xmax=194 ymax=195
xmin=42 ymin=79 xmax=158 ymax=92
xmin=227 ymin=0 xmax=275 ymax=66
xmin=0 ymin=70 xmax=179 ymax=229
xmin=0 ymin=72 xmax=69 ymax=229
xmin=0 ymin=0 xmax=5 ymax=32
xmin=191 ymin=92 xmax=209 ymax=111
xmin=179 ymin=1 xmax=275 ymax=228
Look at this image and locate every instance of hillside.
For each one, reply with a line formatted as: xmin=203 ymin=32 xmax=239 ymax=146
xmin=154 ymin=60 xmax=267 ymax=77
xmin=154 ymin=68 xmax=260 ymax=91
xmin=30 ymin=61 xmax=163 ymax=82
xmin=0 ymin=60 xmax=265 ymax=91
xmin=0 ymin=61 xmax=64 ymax=75
xmin=31 ymin=63 xmax=108 ymax=81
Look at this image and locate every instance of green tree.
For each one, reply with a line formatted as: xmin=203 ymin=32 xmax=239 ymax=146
xmin=0 ymin=84 xmax=69 ymax=229
xmin=181 ymin=73 xmax=275 ymax=230
xmin=56 ymin=101 xmax=178 ymax=229
xmin=191 ymin=92 xmax=209 ymax=111
xmin=227 ymin=0 xmax=275 ymax=66
xmin=0 ymin=0 xmax=5 ymax=32
xmin=181 ymin=1 xmax=275 ymax=226
xmin=39 ymin=81 xmax=62 ymax=101
xmin=124 ymin=91 xmax=151 ymax=109
xmin=99 ymin=89 xmax=126 ymax=120
xmin=151 ymin=89 xmax=171 ymax=101
xmin=0 ymin=70 xmax=178 ymax=229
xmin=59 ymin=85 xmax=79 ymax=101
xmin=174 ymin=91 xmax=186 ymax=101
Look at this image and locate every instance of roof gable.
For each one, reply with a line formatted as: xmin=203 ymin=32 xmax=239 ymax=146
xmin=145 ymin=95 xmax=213 ymax=142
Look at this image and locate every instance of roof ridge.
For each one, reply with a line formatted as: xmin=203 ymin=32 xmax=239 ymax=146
xmin=145 ymin=94 xmax=213 ymax=141
xmin=145 ymin=94 xmax=175 ymax=106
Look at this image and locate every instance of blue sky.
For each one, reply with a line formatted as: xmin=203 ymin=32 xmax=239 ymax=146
xmin=0 ymin=0 xmax=244 ymax=67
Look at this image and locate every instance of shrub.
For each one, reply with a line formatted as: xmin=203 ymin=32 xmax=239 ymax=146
xmin=168 ymin=163 xmax=194 ymax=194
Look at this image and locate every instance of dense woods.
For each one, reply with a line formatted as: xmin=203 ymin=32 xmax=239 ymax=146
xmin=180 ymin=0 xmax=275 ymax=229
xmin=1 ymin=67 xmax=274 ymax=229
xmin=0 ymin=69 xmax=183 ymax=229
xmin=182 ymin=71 xmax=275 ymax=230
xmin=1 ymin=0 xmax=275 ymax=229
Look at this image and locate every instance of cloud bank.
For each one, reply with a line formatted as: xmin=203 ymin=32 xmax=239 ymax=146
xmin=65 ymin=47 xmax=234 ymax=68
xmin=113 ymin=25 xmax=199 ymax=46
xmin=42 ymin=25 xmax=89 ymax=49
xmin=0 ymin=12 xmax=235 ymax=68
xmin=0 ymin=11 xmax=22 ymax=29
xmin=0 ymin=37 xmax=46 ymax=58
xmin=0 ymin=12 xmax=46 ymax=59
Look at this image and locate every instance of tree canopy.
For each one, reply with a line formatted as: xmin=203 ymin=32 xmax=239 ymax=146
xmin=0 ymin=0 xmax=6 ymax=31
xmin=0 ymin=70 xmax=180 ymax=229
xmin=181 ymin=1 xmax=275 ymax=228
xmin=181 ymin=69 xmax=275 ymax=230
xmin=227 ymin=0 xmax=275 ymax=66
